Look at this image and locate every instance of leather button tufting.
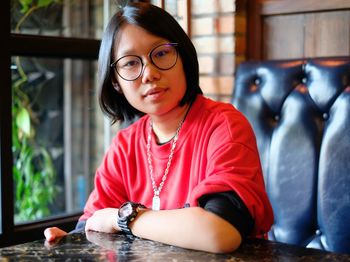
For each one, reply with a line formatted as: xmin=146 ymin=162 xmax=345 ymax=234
xmin=232 ymin=57 xmax=350 ymax=253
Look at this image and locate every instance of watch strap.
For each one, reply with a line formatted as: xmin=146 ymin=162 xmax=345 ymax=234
xmin=117 ymin=202 xmax=146 ymax=235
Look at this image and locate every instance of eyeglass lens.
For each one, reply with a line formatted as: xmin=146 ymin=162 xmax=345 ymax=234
xmin=115 ymin=43 xmax=178 ymax=81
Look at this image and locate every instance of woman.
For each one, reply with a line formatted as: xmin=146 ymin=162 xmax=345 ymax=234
xmin=45 ymin=2 xmax=273 ymax=253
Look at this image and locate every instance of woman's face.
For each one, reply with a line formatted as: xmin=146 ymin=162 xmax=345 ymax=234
xmin=111 ymin=24 xmax=187 ymax=118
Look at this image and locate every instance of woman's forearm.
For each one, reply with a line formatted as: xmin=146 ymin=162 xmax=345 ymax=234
xmin=130 ymin=207 xmax=242 ymax=253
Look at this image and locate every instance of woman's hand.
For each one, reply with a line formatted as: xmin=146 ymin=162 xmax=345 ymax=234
xmin=44 ymin=227 xmax=68 ymax=242
xmin=85 ymin=208 xmax=119 ymax=233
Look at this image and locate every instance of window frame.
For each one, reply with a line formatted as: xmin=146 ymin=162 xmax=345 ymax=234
xmin=0 ymin=2 xmax=100 ymax=247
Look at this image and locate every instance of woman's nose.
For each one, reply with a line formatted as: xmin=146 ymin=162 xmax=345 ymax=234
xmin=141 ymin=62 xmax=161 ymax=83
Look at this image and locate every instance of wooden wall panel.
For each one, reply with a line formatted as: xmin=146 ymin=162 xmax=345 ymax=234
xmin=247 ymin=0 xmax=350 ymax=60
xmin=262 ymin=0 xmax=350 ymax=15
xmin=263 ymin=14 xmax=305 ymax=59
xmin=304 ymin=10 xmax=350 ymax=57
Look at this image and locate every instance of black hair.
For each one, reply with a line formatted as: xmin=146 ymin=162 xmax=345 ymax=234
xmin=98 ymin=2 xmax=202 ymax=124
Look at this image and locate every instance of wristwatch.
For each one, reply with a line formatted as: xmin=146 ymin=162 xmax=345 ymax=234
xmin=117 ymin=202 xmax=146 ymax=235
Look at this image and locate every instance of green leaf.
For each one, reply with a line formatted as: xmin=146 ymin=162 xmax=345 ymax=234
xmin=16 ymin=108 xmax=31 ymax=136
xmin=19 ymin=0 xmax=32 ymax=13
xmin=38 ymin=0 xmax=53 ymax=8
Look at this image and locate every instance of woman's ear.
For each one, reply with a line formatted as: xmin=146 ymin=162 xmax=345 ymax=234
xmin=112 ymin=81 xmax=123 ymax=93
xmin=111 ymin=74 xmax=123 ymax=94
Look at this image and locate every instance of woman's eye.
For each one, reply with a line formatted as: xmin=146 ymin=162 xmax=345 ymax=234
xmin=154 ymin=49 xmax=169 ymax=58
xmin=121 ymin=59 xmax=139 ymax=68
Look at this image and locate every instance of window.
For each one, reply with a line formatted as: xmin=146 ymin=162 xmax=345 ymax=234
xmin=0 ymin=0 xmax=119 ymax=247
xmin=11 ymin=57 xmax=99 ymax=224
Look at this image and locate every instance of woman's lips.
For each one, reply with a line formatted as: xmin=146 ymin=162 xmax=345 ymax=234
xmin=143 ymin=87 xmax=167 ymax=100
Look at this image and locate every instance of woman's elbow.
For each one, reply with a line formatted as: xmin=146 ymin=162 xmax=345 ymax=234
xmin=205 ymin=225 xmax=242 ymax=254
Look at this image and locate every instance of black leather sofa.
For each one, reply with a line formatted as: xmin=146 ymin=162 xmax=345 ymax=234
xmin=232 ymin=57 xmax=350 ymax=254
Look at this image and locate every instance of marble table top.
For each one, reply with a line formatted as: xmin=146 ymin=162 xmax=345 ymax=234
xmin=0 ymin=231 xmax=349 ymax=261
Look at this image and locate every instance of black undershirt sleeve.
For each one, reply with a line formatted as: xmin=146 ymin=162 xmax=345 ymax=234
xmin=198 ymin=191 xmax=254 ymax=239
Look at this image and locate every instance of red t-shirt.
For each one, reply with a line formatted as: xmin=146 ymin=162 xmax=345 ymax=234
xmin=81 ymin=95 xmax=273 ymax=235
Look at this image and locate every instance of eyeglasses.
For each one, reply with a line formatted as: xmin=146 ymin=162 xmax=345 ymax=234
xmin=110 ymin=43 xmax=179 ymax=81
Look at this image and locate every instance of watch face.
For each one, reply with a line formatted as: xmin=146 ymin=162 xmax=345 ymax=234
xmin=119 ymin=203 xmax=133 ymax=218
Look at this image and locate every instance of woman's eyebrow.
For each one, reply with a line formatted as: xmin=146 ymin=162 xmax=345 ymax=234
xmin=116 ymin=40 xmax=169 ymax=57
xmin=117 ymin=46 xmax=137 ymax=57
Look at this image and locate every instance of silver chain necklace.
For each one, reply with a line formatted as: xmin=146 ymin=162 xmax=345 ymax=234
xmin=146 ymin=116 xmax=185 ymax=211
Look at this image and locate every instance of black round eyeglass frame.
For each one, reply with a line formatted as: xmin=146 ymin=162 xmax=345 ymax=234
xmin=110 ymin=42 xmax=179 ymax=81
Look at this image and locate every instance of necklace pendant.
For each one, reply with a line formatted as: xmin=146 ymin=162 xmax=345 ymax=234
xmin=152 ymin=195 xmax=161 ymax=211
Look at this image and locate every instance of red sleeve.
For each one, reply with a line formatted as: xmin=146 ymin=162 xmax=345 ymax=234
xmin=79 ymin=137 xmax=128 ymax=221
xmin=189 ymin=111 xmax=274 ymax=236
